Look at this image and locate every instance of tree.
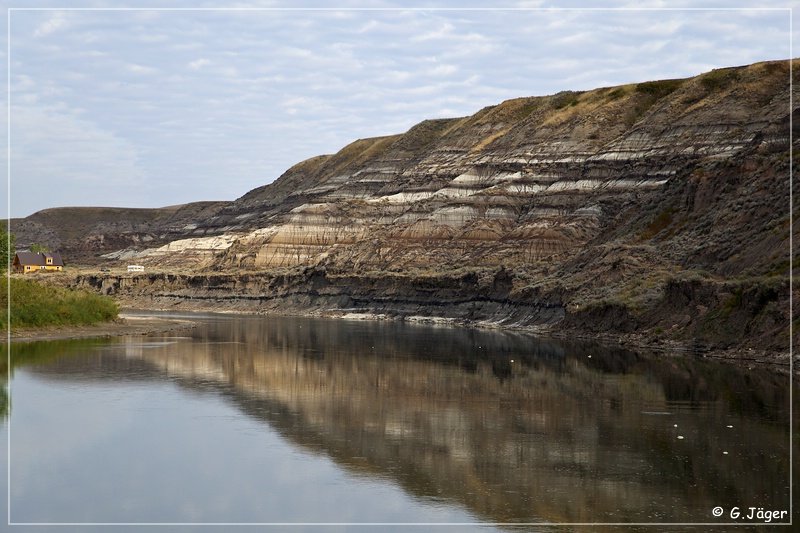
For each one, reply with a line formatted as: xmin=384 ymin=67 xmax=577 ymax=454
xmin=30 ymin=243 xmax=48 ymax=254
xmin=0 ymin=227 xmax=15 ymax=273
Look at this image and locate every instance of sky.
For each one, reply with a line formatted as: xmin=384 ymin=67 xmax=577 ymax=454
xmin=1 ymin=1 xmax=795 ymax=218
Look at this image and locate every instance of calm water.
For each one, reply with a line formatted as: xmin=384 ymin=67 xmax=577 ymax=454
xmin=0 ymin=312 xmax=793 ymax=531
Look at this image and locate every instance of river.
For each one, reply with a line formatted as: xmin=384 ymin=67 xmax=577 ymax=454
xmin=0 ymin=312 xmax=793 ymax=531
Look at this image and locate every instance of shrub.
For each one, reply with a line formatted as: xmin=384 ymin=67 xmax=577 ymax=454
xmin=635 ymin=79 xmax=683 ymax=99
xmin=553 ymin=92 xmax=580 ymax=109
xmin=640 ymin=207 xmax=676 ymax=240
xmin=700 ymin=69 xmax=739 ymax=92
xmin=606 ymin=87 xmax=627 ymax=100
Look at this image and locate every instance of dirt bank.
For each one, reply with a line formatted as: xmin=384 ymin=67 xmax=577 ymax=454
xmin=108 ymin=298 xmax=797 ymax=375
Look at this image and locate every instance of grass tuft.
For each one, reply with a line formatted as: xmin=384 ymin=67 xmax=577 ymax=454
xmin=699 ymin=68 xmax=739 ymax=92
xmin=552 ymin=92 xmax=580 ymax=110
xmin=606 ymin=87 xmax=627 ymax=100
xmin=635 ymin=79 xmax=683 ymax=99
xmin=640 ymin=207 xmax=676 ymax=240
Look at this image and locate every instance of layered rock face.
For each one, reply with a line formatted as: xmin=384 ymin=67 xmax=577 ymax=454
xmin=28 ymin=60 xmax=797 ymax=352
xmin=200 ymin=61 xmax=792 ymax=282
xmin=11 ymin=201 xmax=229 ymax=265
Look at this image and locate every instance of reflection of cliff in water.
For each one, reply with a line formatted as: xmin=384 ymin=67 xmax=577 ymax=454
xmin=23 ymin=316 xmax=791 ymax=524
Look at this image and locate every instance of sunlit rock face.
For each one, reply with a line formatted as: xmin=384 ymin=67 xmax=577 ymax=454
xmin=181 ymin=60 xmax=791 ymax=280
xmin=25 ymin=61 xmax=790 ymax=276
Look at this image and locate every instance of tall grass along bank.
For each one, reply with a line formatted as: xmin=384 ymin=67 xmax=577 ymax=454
xmin=0 ymin=277 xmax=118 ymax=329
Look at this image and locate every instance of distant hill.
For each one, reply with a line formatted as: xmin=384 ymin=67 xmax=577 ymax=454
xmin=11 ymin=201 xmax=228 ymax=263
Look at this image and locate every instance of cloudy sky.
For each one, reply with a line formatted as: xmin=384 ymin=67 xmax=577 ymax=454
xmin=2 ymin=1 xmax=795 ymax=218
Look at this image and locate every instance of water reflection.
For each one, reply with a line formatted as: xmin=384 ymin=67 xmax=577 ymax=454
xmin=8 ymin=314 xmax=793 ymax=525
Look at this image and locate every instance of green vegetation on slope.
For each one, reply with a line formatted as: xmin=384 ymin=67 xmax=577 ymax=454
xmin=699 ymin=67 xmax=740 ymax=92
xmin=0 ymin=226 xmax=14 ymax=272
xmin=0 ymin=277 xmax=118 ymax=329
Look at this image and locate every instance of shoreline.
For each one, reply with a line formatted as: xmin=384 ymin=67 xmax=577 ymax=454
xmin=118 ymin=302 xmax=795 ymax=374
xmin=5 ymin=301 xmax=792 ymax=374
xmin=7 ymin=313 xmax=198 ymax=343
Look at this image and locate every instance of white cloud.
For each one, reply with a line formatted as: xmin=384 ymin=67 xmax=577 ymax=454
xmin=14 ymin=74 xmax=35 ymax=91
xmin=427 ymin=64 xmax=458 ymax=77
xmin=282 ymin=46 xmax=316 ymax=60
xmin=139 ymin=33 xmax=169 ymax=43
xmin=33 ymin=11 xmax=68 ymax=38
xmin=171 ymin=42 xmax=204 ymax=51
xmin=11 ymin=105 xmax=145 ymax=215
xmin=127 ymin=63 xmax=157 ymax=75
xmin=379 ymin=70 xmax=413 ymax=83
xmin=188 ymin=58 xmax=211 ymax=70
xmin=356 ymin=20 xmax=381 ymax=33
xmin=411 ymin=22 xmax=455 ymax=42
xmin=6 ymin=5 xmax=794 ymax=217
xmin=217 ymin=65 xmax=239 ymax=77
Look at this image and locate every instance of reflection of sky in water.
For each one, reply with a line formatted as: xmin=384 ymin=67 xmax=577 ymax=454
xmin=5 ymin=367 xmax=495 ymax=528
xmin=1 ymin=313 xmax=793 ymax=528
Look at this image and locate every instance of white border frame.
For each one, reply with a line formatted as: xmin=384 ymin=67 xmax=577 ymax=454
xmin=5 ymin=5 xmax=794 ymax=528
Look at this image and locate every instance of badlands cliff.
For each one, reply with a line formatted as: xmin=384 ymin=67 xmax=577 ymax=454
xmin=17 ymin=59 xmax=796 ymax=356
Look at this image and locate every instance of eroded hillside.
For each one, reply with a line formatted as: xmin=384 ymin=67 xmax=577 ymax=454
xmin=12 ymin=201 xmax=229 ymax=262
xmin=23 ymin=59 xmax=797 ymax=356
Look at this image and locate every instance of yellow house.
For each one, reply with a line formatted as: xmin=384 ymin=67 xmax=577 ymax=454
xmin=13 ymin=252 xmax=64 ymax=274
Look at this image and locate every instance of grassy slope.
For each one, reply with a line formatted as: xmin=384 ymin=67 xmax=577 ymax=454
xmin=0 ymin=276 xmax=118 ymax=329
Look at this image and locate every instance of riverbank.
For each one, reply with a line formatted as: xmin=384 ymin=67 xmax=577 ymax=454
xmin=544 ymin=328 xmax=794 ymax=374
xmin=16 ymin=270 xmax=794 ymax=372
xmin=8 ymin=312 xmax=197 ymax=343
xmin=331 ymin=310 xmax=795 ymax=374
xmin=102 ymin=298 xmax=796 ymax=374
